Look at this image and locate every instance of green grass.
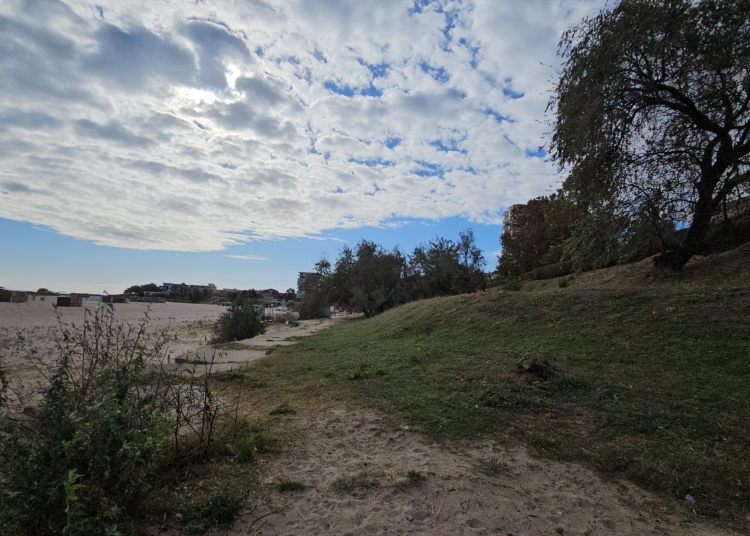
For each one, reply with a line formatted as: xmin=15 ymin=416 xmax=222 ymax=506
xmin=219 ymin=249 xmax=750 ymax=526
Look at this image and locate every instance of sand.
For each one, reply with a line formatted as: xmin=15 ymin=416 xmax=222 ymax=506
xmin=0 ymin=301 xmax=339 ymax=400
xmin=0 ymin=301 xmax=224 ymax=403
xmin=240 ymin=408 xmax=736 ymax=536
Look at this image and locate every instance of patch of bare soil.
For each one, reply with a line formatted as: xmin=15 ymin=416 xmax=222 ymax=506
xmin=237 ymin=408 xmax=736 ymax=536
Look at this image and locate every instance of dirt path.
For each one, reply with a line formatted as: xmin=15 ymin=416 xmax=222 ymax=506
xmin=236 ymin=408 xmax=735 ymax=536
xmin=170 ymin=318 xmax=340 ymax=373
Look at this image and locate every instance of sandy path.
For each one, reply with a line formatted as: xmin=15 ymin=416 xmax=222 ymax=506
xmin=238 ymin=408 xmax=735 ymax=536
xmin=170 ymin=318 xmax=340 ymax=373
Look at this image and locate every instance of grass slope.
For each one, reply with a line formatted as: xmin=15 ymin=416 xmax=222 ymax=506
xmin=224 ymin=246 xmax=750 ymax=526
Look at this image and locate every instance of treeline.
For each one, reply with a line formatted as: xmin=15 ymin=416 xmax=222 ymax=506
xmin=497 ymin=190 xmax=683 ymax=277
xmin=299 ymin=229 xmax=486 ymax=319
xmin=497 ymin=187 xmax=750 ymax=279
xmin=123 ymin=283 xmax=162 ymax=296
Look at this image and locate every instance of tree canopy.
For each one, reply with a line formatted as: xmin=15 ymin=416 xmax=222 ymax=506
xmin=497 ymin=193 xmax=583 ymax=276
xmin=550 ymin=0 xmax=750 ymax=270
xmin=298 ymin=230 xmax=487 ymax=318
xmin=123 ymin=283 xmax=161 ymax=296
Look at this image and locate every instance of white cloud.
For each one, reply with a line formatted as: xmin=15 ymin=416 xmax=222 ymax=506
xmin=0 ymin=0 xmax=606 ymax=251
xmin=224 ymin=255 xmax=269 ymax=261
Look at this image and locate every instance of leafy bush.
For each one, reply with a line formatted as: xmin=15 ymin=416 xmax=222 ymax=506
xmin=213 ymin=294 xmax=266 ymax=343
xmin=0 ymin=305 xmax=235 ymax=536
xmin=499 ymin=277 xmax=525 ymax=292
xmin=297 ymin=289 xmax=330 ymax=320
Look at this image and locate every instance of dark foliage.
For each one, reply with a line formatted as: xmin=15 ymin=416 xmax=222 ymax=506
xmin=497 ymin=192 xmax=584 ymax=276
xmin=298 ymin=230 xmax=487 ymax=318
xmin=549 ymin=0 xmax=750 ymax=270
xmin=213 ymin=294 xmax=266 ymax=343
xmin=123 ymin=283 xmax=162 ymax=296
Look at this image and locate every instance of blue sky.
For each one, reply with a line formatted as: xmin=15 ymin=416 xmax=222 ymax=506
xmin=0 ymin=0 xmax=604 ymax=293
xmin=0 ymin=216 xmax=503 ymax=292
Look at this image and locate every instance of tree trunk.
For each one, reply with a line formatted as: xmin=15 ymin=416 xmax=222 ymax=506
xmin=654 ymin=189 xmax=717 ymax=271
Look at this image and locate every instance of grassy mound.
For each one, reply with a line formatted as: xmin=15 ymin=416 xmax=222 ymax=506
xmin=223 ymin=245 xmax=750 ymax=525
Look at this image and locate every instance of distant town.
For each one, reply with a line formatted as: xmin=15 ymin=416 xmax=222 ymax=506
xmin=0 ymin=272 xmax=318 ymax=307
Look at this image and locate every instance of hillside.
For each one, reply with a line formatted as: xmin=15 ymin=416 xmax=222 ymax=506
xmin=226 ymin=244 xmax=750 ymax=530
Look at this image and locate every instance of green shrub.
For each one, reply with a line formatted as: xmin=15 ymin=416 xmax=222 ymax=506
xmin=213 ymin=295 xmax=266 ymax=343
xmin=0 ymin=305 xmax=232 ymax=536
xmin=499 ymin=277 xmax=525 ymax=292
xmin=180 ymin=491 xmax=245 ymax=533
xmin=297 ymin=290 xmax=331 ymax=320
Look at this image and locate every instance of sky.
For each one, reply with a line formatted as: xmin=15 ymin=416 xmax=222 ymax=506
xmin=0 ymin=0 xmax=605 ymax=293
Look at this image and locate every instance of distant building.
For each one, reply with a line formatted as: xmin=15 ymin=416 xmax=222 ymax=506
xmin=160 ymin=283 xmax=216 ymax=296
xmin=57 ymin=294 xmax=85 ymax=307
xmin=502 ymin=204 xmax=525 ymax=237
xmin=297 ymin=272 xmax=318 ymax=299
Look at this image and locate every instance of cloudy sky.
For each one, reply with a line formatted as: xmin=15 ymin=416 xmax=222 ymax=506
xmin=0 ymin=0 xmax=604 ymax=293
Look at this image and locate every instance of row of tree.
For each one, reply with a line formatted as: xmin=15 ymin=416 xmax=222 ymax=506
xmin=496 ymin=189 xmax=687 ymax=276
xmin=299 ymin=230 xmax=486 ymax=319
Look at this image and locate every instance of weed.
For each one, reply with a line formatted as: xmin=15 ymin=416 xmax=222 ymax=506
xmin=227 ymin=435 xmax=255 ymax=463
xmin=333 ymin=472 xmax=380 ymax=492
xmin=477 ymin=458 xmax=508 ymax=476
xmin=406 ymin=470 xmax=425 ymax=485
xmin=278 ymin=480 xmax=307 ymax=493
xmin=392 ymin=469 xmax=426 ymax=489
xmin=0 ymin=305 xmax=233 ymax=535
xmin=246 ymin=425 xmax=279 ymax=454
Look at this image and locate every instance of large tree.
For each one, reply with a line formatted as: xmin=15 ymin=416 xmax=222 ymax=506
xmin=550 ymin=0 xmax=750 ymax=270
xmin=497 ymin=193 xmax=582 ymax=276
